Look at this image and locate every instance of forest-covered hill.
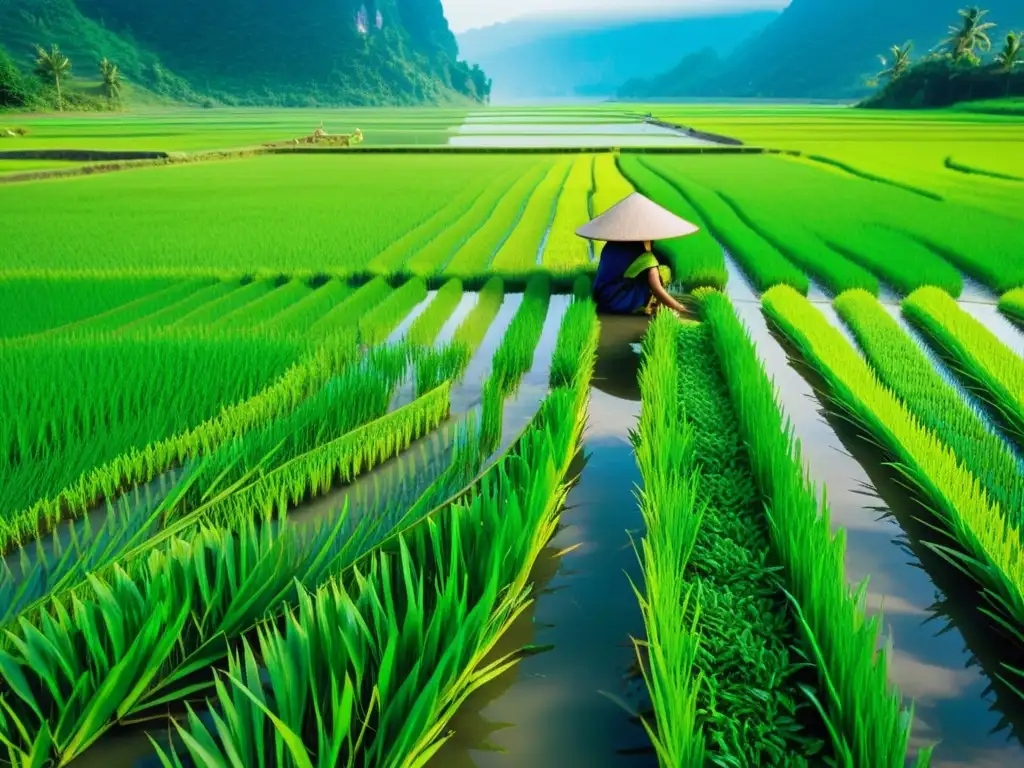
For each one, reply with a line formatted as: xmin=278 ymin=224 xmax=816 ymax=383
xmin=0 ymin=0 xmax=488 ymax=107
xmin=621 ymin=0 xmax=1024 ymax=99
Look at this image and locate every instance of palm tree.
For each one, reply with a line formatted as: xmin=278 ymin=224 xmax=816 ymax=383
xmin=942 ymin=6 xmax=997 ymax=64
xmin=995 ymin=31 xmax=1022 ymax=94
xmin=877 ymin=41 xmax=914 ymax=84
xmin=99 ymin=57 xmax=122 ymax=105
xmin=33 ymin=44 xmax=72 ymax=111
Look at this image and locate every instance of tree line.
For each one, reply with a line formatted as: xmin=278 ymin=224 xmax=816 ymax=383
xmin=868 ymin=6 xmax=1022 ymax=106
xmin=1 ymin=44 xmax=123 ymax=111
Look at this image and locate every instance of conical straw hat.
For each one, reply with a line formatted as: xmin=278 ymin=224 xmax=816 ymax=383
xmin=576 ymin=192 xmax=700 ymax=242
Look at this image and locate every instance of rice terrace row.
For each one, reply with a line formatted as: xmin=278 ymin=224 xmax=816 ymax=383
xmin=1 ymin=104 xmax=1024 ymax=767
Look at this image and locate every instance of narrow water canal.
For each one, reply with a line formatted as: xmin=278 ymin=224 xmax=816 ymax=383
xmin=435 ymin=315 xmax=654 ymax=768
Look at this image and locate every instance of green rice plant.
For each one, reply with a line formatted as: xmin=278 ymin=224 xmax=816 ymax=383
xmin=763 ymin=284 xmax=1024 ymax=658
xmin=1000 ymin=289 xmax=1024 ymax=325
xmin=310 ymin=276 xmax=392 ymax=337
xmin=700 ymin=289 xmax=923 ymax=767
xmin=572 ymin=274 xmax=592 ymax=300
xmin=489 ymin=275 xmax=552 ymax=394
xmin=366 ymin=183 xmax=490 ymax=275
xmin=835 ymin=289 xmax=1024 ymax=520
xmin=631 ymin=164 xmax=807 ymax=293
xmin=450 ymin=277 xmax=504 ymax=352
xmin=0 ymin=155 xmax=499 ymax=277
xmin=209 ymin=279 xmax=312 ymax=331
xmin=44 ymin=279 xmax=213 ymax=336
xmin=616 ymin=155 xmax=727 ymax=290
xmin=406 ymin=279 xmax=464 ymax=347
xmin=149 ymin=382 xmax=590 ymax=768
xmin=176 ymin=344 xmax=413 ymax=514
xmin=115 ymin=280 xmax=240 ymax=333
xmin=0 ymin=513 xmax=371 ymax=766
xmin=416 ymin=343 xmax=470 ymax=396
xmin=903 ymin=286 xmax=1024 ymax=446
xmin=206 ymin=382 xmax=452 ymax=523
xmin=490 ymin=157 xmax=573 ymax=274
xmin=0 ymin=341 xmax=356 ymax=554
xmin=592 ymin=151 xmax=634 ymax=216
xmin=444 ymin=159 xmax=555 ymax=279
xmin=630 ymin=310 xmax=706 ymax=767
xmin=0 ymin=334 xmax=304 ymax=534
xmin=358 ymin=277 xmax=429 ymax=345
xmin=0 ymin=275 xmax=177 ymax=338
xmin=171 ymin=278 xmax=276 ymax=327
xmin=541 ymin=155 xmax=595 ymax=274
xmin=258 ymin=279 xmax=354 ymax=334
xmin=826 ymin=229 xmax=963 ymax=297
xmin=550 ymin=296 xmax=599 ymax=389
xmin=405 ymin=172 xmax=523 ymax=277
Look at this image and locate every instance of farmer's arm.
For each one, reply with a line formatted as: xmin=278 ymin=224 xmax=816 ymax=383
xmin=647 ymin=268 xmax=687 ymax=314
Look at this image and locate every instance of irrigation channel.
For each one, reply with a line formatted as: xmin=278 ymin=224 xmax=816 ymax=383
xmin=724 ymin=255 xmax=1024 ymax=766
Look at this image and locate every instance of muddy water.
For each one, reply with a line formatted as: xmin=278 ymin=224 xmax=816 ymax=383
xmin=734 ymin=302 xmax=1024 ymax=766
xmin=435 ymin=314 xmax=654 ymax=768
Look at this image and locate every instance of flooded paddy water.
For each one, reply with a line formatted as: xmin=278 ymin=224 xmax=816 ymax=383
xmin=448 ymin=121 xmax=716 ymax=149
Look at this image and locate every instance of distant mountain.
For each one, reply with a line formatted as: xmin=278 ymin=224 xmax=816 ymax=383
xmin=456 ymin=10 xmax=779 ymax=102
xmin=623 ymin=0 xmax=1024 ymax=99
xmin=0 ymin=0 xmax=488 ymax=107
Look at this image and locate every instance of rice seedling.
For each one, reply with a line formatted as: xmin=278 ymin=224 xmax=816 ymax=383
xmin=541 ymin=155 xmax=595 ymax=274
xmin=406 ymin=279 xmax=464 ymax=347
xmin=592 ymin=152 xmax=634 ymax=216
xmin=309 ymin=276 xmax=392 ymax=337
xmin=416 ymin=343 xmax=470 ymax=396
xmin=0 ymin=155 xmax=498 ymax=277
xmin=444 ymin=159 xmax=555 ymax=279
xmin=550 ymin=296 xmax=599 ymax=389
xmin=490 ymin=158 xmax=572 ymax=274
xmin=0 ymin=341 xmax=356 ymax=554
xmin=615 ymin=154 xmax=727 ymax=290
xmin=115 ymin=280 xmax=240 ymax=333
xmin=635 ymin=311 xmax=836 ymax=765
xmin=572 ymin=274 xmax=592 ymax=300
xmin=205 ymin=382 xmax=452 ymax=524
xmin=700 ymin=289 xmax=923 ymax=767
xmin=1001 ymin=289 xmax=1024 ymax=325
xmin=406 ymin=171 xmax=524 ymax=277
xmin=835 ymin=289 xmax=1024 ymax=520
xmin=763 ymin=284 xmax=1024 ymax=656
xmin=904 ymin=286 xmax=1024 ymax=445
xmin=630 ymin=310 xmax=706 ymax=767
xmin=209 ymin=279 xmax=313 ymax=332
xmin=175 ymin=344 xmax=413 ymax=514
xmin=0 ymin=513 xmax=373 ymax=766
xmin=258 ymin=279 xmax=354 ymax=335
xmin=826 ymin=229 xmax=963 ymax=297
xmin=488 ymin=275 xmax=552 ymax=394
xmin=358 ymin=277 xmax=428 ymax=345
xmin=0 ymin=334 xmax=303 ymax=531
xmin=43 ymin=279 xmax=213 ymax=336
xmin=171 ymin=278 xmax=276 ymax=328
xmin=0 ymin=275 xmax=177 ymax=338
xmin=632 ymin=165 xmax=806 ymax=293
xmin=450 ymin=277 xmax=505 ymax=353
xmin=148 ymin=378 xmax=591 ymax=768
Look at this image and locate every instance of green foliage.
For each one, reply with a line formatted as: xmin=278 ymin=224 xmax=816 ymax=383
xmin=358 ymin=277 xmax=428 ymax=345
xmin=491 ymin=158 xmax=572 ymax=274
xmin=999 ymin=288 xmax=1024 ymax=322
xmin=835 ymin=289 xmax=1024 ymax=520
xmin=549 ymin=296 xmax=598 ymax=389
xmin=700 ymin=289 xmax=922 ymax=766
xmin=541 ymin=155 xmax=594 ymax=275
xmin=451 ymin=276 xmax=504 ymax=352
xmin=592 ymin=152 xmax=634 ymax=216
xmin=0 ymin=47 xmax=30 ymax=107
xmin=406 ymin=278 xmax=464 ymax=347
xmin=903 ymin=286 xmax=1024 ymax=446
xmin=763 ymin=283 xmax=1024 ymax=669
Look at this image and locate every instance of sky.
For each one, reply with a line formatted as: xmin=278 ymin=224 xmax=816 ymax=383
xmin=442 ymin=0 xmax=788 ymax=33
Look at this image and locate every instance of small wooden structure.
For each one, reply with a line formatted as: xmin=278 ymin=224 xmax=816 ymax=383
xmin=263 ymin=123 xmax=364 ymax=149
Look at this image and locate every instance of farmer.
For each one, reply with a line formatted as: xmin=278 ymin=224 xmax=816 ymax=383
xmin=577 ymin=192 xmax=699 ymax=316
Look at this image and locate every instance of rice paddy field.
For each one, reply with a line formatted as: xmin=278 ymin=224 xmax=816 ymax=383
xmin=1 ymin=103 xmax=1023 ymax=768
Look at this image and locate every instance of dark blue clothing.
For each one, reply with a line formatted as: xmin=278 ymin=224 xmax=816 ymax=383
xmin=592 ymin=241 xmax=662 ymax=314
